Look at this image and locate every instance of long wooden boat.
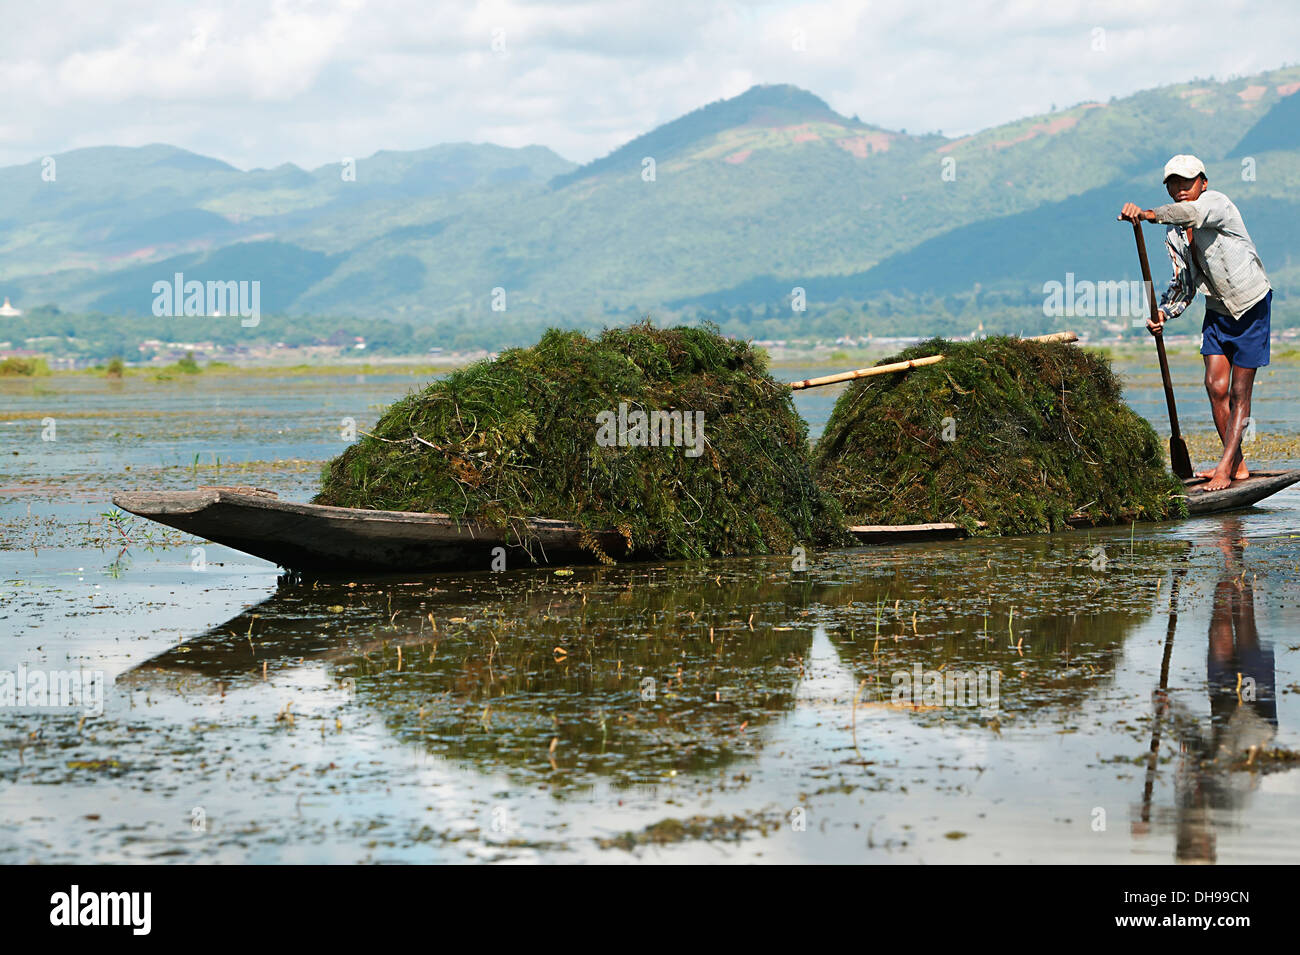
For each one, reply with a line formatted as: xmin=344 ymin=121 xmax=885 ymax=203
xmin=112 ymin=486 xmax=634 ymax=573
xmin=112 ymin=470 xmax=1300 ymax=574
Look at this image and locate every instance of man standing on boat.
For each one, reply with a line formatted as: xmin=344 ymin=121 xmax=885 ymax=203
xmin=1120 ymin=155 xmax=1272 ymax=491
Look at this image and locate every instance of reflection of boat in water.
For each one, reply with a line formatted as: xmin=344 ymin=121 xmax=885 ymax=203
xmin=118 ymin=564 xmax=822 ymax=791
xmin=112 ymin=470 xmax=1300 ymax=574
xmin=1134 ymin=518 xmax=1285 ymax=864
xmin=122 ymin=531 xmax=1185 ymax=725
xmin=814 ymin=534 xmax=1186 ymax=720
xmin=113 ymin=517 xmax=1294 ymax=826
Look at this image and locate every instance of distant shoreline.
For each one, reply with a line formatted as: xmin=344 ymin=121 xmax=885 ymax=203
xmin=6 ymin=334 xmax=1299 ymax=379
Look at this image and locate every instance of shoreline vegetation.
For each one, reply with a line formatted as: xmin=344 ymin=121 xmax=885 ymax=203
xmin=8 ymin=337 xmax=1300 ymax=380
xmin=45 ymin=356 xmax=465 ymax=379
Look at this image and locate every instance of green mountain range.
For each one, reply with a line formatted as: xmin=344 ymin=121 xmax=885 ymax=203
xmin=2 ymin=66 xmax=1298 ymax=349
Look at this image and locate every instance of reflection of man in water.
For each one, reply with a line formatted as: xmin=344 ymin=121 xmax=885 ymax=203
xmin=1170 ymin=522 xmax=1277 ymax=863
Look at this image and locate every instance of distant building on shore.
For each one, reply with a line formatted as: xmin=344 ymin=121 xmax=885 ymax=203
xmin=0 ymin=297 xmax=21 ymax=317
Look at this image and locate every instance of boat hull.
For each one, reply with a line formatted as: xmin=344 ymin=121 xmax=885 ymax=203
xmin=112 ymin=487 xmax=631 ymax=574
xmin=1182 ymin=469 xmax=1300 ymax=515
xmin=846 ymin=470 xmax=1300 ymax=544
xmin=113 ymin=469 xmax=1300 ymax=573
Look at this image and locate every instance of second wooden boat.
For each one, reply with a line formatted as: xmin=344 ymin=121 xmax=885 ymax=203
xmin=848 ymin=470 xmax=1300 ymax=543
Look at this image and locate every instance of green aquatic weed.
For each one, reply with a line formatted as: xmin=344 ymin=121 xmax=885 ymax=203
xmin=314 ymin=322 xmax=848 ymax=561
xmin=814 ymin=336 xmax=1187 ymax=535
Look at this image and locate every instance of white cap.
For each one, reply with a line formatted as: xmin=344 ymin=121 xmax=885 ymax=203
xmin=1163 ymin=154 xmax=1206 ymax=182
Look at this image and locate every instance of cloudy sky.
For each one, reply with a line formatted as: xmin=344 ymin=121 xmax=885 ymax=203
xmin=1 ymin=0 xmax=1297 ymax=171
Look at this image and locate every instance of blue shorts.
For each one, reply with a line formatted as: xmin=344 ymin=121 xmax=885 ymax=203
xmin=1202 ymin=289 xmax=1271 ymax=368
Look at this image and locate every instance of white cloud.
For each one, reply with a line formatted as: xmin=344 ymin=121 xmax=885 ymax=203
xmin=0 ymin=0 xmax=1296 ymax=169
xmin=49 ymin=1 xmax=357 ymax=102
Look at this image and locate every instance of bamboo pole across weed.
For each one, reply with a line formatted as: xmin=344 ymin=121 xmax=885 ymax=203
xmin=787 ymin=331 xmax=1079 ymax=391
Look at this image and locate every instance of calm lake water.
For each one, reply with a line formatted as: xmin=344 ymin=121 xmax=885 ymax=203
xmin=2 ymin=354 xmax=1299 ymax=863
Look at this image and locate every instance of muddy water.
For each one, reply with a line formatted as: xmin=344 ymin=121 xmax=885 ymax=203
xmin=2 ymin=356 xmax=1299 ymax=863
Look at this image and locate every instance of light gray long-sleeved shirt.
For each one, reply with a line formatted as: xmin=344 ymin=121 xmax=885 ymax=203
xmin=1152 ymin=189 xmax=1270 ymax=321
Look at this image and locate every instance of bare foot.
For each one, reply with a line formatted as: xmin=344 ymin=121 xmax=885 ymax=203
xmin=1204 ymin=469 xmax=1235 ymax=491
xmin=1197 ymin=465 xmax=1249 ymax=480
